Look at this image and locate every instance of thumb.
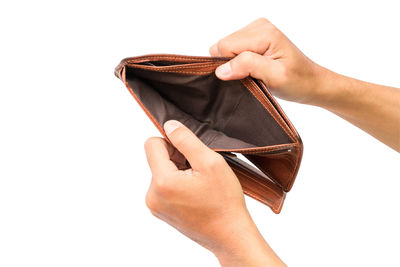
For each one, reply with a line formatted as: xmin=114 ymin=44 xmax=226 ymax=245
xmin=215 ymin=51 xmax=274 ymax=82
xmin=163 ymin=120 xmax=215 ymax=170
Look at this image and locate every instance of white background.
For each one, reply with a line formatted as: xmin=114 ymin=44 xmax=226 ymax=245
xmin=0 ymin=0 xmax=399 ymax=266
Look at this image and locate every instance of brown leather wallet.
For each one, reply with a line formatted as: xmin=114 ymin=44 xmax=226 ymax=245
xmin=114 ymin=54 xmax=303 ymax=213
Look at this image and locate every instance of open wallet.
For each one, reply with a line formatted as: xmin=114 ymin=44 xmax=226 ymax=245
xmin=114 ymin=54 xmax=303 ymax=213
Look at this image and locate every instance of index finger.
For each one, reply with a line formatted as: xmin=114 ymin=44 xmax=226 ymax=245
xmin=144 ymin=137 xmax=178 ymax=176
xmin=209 ymin=18 xmax=274 ymax=57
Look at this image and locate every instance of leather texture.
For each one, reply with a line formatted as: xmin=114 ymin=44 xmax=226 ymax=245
xmin=114 ymin=54 xmax=303 ymax=213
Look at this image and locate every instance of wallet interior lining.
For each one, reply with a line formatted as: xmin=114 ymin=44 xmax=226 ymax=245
xmin=126 ymin=66 xmax=292 ymax=150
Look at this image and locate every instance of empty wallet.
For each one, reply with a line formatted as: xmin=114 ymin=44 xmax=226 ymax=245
xmin=114 ymin=54 xmax=303 ymax=213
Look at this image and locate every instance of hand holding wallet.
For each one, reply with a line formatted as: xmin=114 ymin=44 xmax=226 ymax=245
xmin=114 ymin=54 xmax=303 ymax=213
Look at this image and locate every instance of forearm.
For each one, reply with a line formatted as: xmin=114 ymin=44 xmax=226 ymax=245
xmin=211 ymin=18 xmax=400 ymax=151
xmin=211 ymin=213 xmax=286 ymax=267
xmin=310 ymin=66 xmax=400 ymax=152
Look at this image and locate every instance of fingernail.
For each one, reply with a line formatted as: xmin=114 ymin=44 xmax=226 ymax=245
xmin=216 ymin=62 xmax=231 ymax=78
xmin=164 ymin=120 xmax=182 ymax=135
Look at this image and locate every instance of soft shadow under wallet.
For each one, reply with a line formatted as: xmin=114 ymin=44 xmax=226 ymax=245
xmin=114 ymin=54 xmax=303 ymax=213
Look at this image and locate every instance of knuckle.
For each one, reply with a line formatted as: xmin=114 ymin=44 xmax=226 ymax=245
xmin=283 ymin=68 xmax=290 ymax=83
xmin=144 ymin=136 xmax=160 ymax=150
xmin=215 ymin=153 xmax=227 ymax=166
xmin=149 ymin=209 xmax=160 ymax=218
xmin=217 ymin=39 xmax=229 ymax=54
xmin=255 ymin=17 xmax=271 ymax=26
xmin=273 ymin=65 xmax=290 ymax=87
xmin=253 ymin=17 xmax=277 ymax=33
xmin=209 ymin=45 xmax=215 ymax=55
xmin=238 ymin=51 xmax=254 ymax=67
xmin=153 ymin=175 xmax=173 ymax=195
xmin=279 ymin=65 xmax=290 ymax=83
xmin=265 ymin=23 xmax=280 ymax=36
xmin=171 ymin=129 xmax=187 ymax=147
xmin=145 ymin=191 xmax=159 ymax=212
xmin=204 ymin=153 xmax=226 ymax=171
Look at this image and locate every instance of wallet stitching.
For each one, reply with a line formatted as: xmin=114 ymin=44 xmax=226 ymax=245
xmin=235 ymin=144 xmax=299 ymax=191
xmin=125 ymin=54 xmax=301 ymax=144
xmin=258 ymin=81 xmax=302 ymax=140
xmin=241 ymin=78 xmax=288 ymax=137
xmin=246 ymin=78 xmax=295 ymax=140
xmin=255 ymin=161 xmax=289 ymax=191
xmin=244 ymin=190 xmax=279 ymax=213
xmin=252 ymin=79 xmax=297 ymax=142
xmin=122 ymin=74 xmax=166 ymax=138
xmin=128 ymin=62 xmax=221 ymax=68
xmin=129 ymin=56 xmax=212 ymax=61
xmin=248 ymin=145 xmax=301 ymax=191
xmin=127 ymin=63 xmax=221 ymax=72
xmin=142 ymin=64 xmax=219 ymax=70
xmin=123 ymin=57 xmax=299 ymax=143
xmin=123 ymin=68 xmax=293 ymax=153
xmin=128 ymin=56 xmax=212 ymax=62
xmin=232 ymin=166 xmax=283 ymax=198
xmin=243 ymin=78 xmax=296 ymax=142
xmin=288 ymin=145 xmax=301 ymax=190
xmin=125 ymin=57 xmax=224 ymax=66
xmin=118 ymin=57 xmax=299 ymax=212
xmin=125 ymin=55 xmax=228 ymax=63
xmin=119 ymin=63 xmax=294 ymax=210
xmin=252 ymin=81 xmax=297 ymax=142
xmin=215 ymin=144 xmax=295 ymax=154
xmin=231 ymin=166 xmax=281 ymax=211
xmin=128 ymin=65 xmax=298 ymax=142
xmin=140 ymin=69 xmax=214 ymax=75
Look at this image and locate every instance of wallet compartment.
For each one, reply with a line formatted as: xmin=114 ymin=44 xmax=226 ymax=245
xmin=124 ymin=66 xmax=293 ymax=151
xmin=115 ymin=54 xmax=303 ymax=213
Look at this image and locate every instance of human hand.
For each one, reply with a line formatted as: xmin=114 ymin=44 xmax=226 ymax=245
xmin=144 ymin=120 xmax=285 ymax=267
xmin=210 ymin=18 xmax=400 ymax=151
xmin=210 ymin=18 xmax=326 ymax=105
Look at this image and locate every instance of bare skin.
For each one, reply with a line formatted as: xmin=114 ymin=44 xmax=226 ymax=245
xmin=145 ymin=121 xmax=285 ymax=266
xmin=144 ymin=18 xmax=400 ymax=267
xmin=210 ymin=18 xmax=400 ymax=152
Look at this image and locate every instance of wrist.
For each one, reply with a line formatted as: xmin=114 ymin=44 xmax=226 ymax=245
xmin=210 ymin=212 xmax=285 ymax=267
xmin=308 ymin=65 xmax=368 ymax=115
xmin=305 ymin=64 xmax=344 ymax=107
xmin=216 ymin=242 xmax=285 ymax=267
